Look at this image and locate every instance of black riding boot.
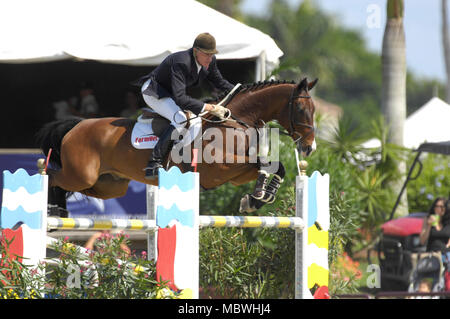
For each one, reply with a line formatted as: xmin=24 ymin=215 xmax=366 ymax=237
xmin=144 ymin=125 xmax=176 ymax=180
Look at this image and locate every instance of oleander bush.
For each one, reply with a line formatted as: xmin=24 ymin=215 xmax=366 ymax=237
xmin=0 ymin=232 xmax=170 ymax=299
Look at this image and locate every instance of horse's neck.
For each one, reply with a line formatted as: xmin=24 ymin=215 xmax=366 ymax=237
xmin=228 ymin=85 xmax=292 ymax=125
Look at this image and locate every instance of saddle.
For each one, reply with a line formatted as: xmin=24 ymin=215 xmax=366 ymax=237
xmin=131 ymin=83 xmax=241 ymax=150
xmin=131 ymin=108 xmax=202 ymax=150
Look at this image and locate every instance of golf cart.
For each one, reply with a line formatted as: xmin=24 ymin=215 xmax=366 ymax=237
xmin=374 ymin=140 xmax=450 ymax=291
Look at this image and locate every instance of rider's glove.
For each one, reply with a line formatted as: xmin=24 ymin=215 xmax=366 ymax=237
xmin=209 ymin=104 xmax=229 ymax=118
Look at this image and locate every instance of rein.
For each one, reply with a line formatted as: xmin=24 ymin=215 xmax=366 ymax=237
xmin=180 ymin=84 xmax=314 ymax=145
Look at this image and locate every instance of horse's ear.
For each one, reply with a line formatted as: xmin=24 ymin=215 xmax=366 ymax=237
xmin=298 ymin=78 xmax=308 ymax=91
xmin=308 ymin=78 xmax=318 ymax=91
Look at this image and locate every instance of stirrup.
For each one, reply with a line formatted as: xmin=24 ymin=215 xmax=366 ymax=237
xmin=144 ymin=161 xmax=163 ymax=180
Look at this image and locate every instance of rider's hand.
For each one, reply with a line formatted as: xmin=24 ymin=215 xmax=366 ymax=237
xmin=207 ymin=104 xmax=229 ymax=118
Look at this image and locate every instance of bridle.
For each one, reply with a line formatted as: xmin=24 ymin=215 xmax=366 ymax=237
xmin=287 ymin=87 xmax=315 ymax=146
xmin=191 ymin=84 xmax=315 ymax=147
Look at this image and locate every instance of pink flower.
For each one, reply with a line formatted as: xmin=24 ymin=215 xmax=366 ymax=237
xmin=115 ymin=231 xmax=124 ymax=238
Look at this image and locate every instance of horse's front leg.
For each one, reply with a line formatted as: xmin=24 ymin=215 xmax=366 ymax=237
xmin=260 ymin=161 xmax=285 ymax=204
xmin=239 ymin=160 xmax=285 ymax=213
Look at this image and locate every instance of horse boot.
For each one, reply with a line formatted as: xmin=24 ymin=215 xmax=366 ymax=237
xmin=144 ymin=125 xmax=176 ymax=180
xmin=261 ymin=174 xmax=284 ymax=204
xmin=239 ymin=170 xmax=270 ymax=213
xmin=251 ymin=170 xmax=270 ymax=200
xmin=260 ymin=162 xmax=285 ymax=204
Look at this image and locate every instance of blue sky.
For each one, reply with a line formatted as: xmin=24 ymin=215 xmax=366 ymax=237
xmin=241 ymin=0 xmax=445 ymax=82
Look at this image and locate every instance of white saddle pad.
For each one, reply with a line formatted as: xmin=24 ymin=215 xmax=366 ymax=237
xmin=131 ymin=113 xmax=202 ymax=149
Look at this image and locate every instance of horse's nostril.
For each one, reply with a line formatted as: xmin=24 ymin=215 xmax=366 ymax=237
xmin=297 ymin=143 xmax=313 ymax=157
xmin=300 ymin=145 xmax=313 ymax=156
xmin=305 ymin=146 xmax=312 ymax=156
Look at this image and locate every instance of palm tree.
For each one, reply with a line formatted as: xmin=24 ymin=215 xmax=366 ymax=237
xmin=381 ymin=0 xmax=408 ymax=216
xmin=442 ymin=0 xmax=450 ymax=102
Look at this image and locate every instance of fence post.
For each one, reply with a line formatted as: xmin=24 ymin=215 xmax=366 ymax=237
xmin=0 ymin=169 xmax=48 ymax=272
xmin=295 ymin=161 xmax=308 ymax=299
xmin=155 ymin=167 xmax=199 ymax=299
xmin=146 ymin=184 xmax=158 ymax=262
xmin=295 ymin=161 xmax=330 ymax=299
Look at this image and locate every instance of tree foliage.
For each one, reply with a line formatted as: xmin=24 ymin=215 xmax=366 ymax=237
xmin=194 ymin=0 xmax=446 ymax=297
xmin=198 ymin=114 xmax=404 ymax=297
xmin=199 ymin=0 xmax=444 ymax=127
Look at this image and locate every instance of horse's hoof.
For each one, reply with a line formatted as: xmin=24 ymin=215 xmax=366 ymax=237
xmin=47 ymin=204 xmax=69 ymax=218
xmin=239 ymin=194 xmax=257 ymax=214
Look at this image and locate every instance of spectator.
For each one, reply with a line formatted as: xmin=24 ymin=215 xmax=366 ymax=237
xmin=52 ymin=99 xmax=79 ymax=120
xmin=417 ymin=198 xmax=450 ymax=294
xmin=79 ymin=81 xmax=100 ymax=118
xmin=417 ymin=278 xmax=432 ymax=294
xmin=408 ymin=279 xmax=434 ymax=299
xmin=419 ymin=197 xmax=450 ymax=251
xmin=120 ymin=91 xmax=141 ymax=119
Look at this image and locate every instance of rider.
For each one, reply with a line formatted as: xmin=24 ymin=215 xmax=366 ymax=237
xmin=135 ymin=32 xmax=234 ymax=180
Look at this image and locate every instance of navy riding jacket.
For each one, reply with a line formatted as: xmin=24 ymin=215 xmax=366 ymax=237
xmin=135 ymin=48 xmax=233 ymax=115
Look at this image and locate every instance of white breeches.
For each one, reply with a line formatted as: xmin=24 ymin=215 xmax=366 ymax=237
xmin=141 ymin=79 xmax=187 ymax=129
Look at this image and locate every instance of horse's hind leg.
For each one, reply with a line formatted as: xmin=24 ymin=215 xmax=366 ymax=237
xmin=47 ymin=146 xmax=101 ymax=192
xmin=80 ymin=174 xmax=130 ymax=200
xmin=46 ymin=166 xmax=98 ymax=218
xmin=48 ymin=186 xmax=69 ymax=217
xmin=47 ymin=166 xmax=98 ymax=193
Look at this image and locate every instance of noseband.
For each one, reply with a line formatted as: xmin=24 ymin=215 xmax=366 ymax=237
xmin=287 ymin=87 xmax=315 ymax=145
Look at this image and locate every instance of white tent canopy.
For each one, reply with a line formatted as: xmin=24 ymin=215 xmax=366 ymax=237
xmin=0 ymin=0 xmax=283 ymax=79
xmin=362 ymin=97 xmax=450 ymax=150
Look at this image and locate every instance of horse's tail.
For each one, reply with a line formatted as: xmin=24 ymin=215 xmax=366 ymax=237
xmin=35 ymin=118 xmax=83 ymax=168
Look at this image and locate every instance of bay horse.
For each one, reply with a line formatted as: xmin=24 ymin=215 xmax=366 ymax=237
xmin=36 ymin=78 xmax=318 ymax=213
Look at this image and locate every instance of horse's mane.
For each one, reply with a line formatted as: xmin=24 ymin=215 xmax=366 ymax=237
xmin=204 ymin=79 xmax=296 ymax=104
xmin=239 ymin=79 xmax=296 ymax=92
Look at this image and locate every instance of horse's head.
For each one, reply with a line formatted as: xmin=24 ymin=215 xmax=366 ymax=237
xmin=286 ymin=77 xmax=318 ymax=157
xmin=226 ymin=78 xmax=318 ymax=157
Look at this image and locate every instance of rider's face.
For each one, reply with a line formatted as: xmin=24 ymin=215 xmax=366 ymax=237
xmin=194 ymin=48 xmax=214 ymax=70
